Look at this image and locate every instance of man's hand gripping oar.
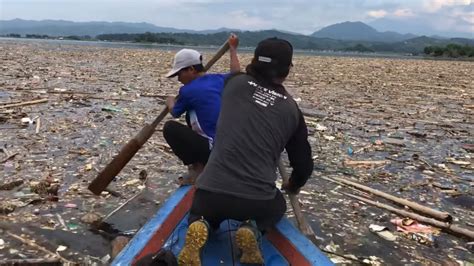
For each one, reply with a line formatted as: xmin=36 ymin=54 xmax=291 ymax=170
xmin=278 ymin=159 xmax=319 ymax=242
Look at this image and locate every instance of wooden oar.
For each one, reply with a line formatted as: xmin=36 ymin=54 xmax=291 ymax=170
xmin=88 ymin=41 xmax=230 ymax=195
xmin=278 ymin=159 xmax=318 ymax=241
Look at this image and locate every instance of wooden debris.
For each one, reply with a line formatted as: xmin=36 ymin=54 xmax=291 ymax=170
xmin=300 ymin=107 xmax=328 ymax=118
xmin=342 ymin=193 xmax=474 ymax=240
xmin=0 ymin=98 xmax=48 ymax=109
xmin=111 ymin=236 xmax=130 ymax=258
xmin=0 ymin=146 xmax=19 ymax=163
xmin=0 ymin=180 xmax=24 ymax=190
xmin=327 ymin=176 xmax=452 ymax=222
xmin=383 ymin=138 xmax=406 ymax=146
xmin=1 ymin=40 xmax=472 ymax=264
xmin=101 ymin=190 xmax=143 ymax=222
xmin=35 ymin=117 xmax=41 ymax=133
xmin=0 ymin=258 xmax=61 ymax=265
xmin=344 ymin=160 xmax=388 ymax=167
xmin=6 ymin=231 xmax=76 ymax=264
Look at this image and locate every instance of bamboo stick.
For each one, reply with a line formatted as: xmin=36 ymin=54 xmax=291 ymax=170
xmin=6 ymin=231 xmax=76 ymax=264
xmin=0 ymin=152 xmax=18 ymax=163
xmin=36 ymin=117 xmax=41 ymax=133
xmin=342 ymin=192 xmax=474 ymax=240
xmin=0 ymin=98 xmax=48 ymax=109
xmin=0 ymin=258 xmax=61 ymax=264
xmin=328 ymin=176 xmax=452 ymax=222
xmin=101 ymin=189 xmax=143 ymax=222
xmin=344 ymin=159 xmax=388 ymax=166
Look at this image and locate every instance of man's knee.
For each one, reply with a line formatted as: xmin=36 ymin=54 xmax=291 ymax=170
xmin=163 ymin=120 xmax=180 ymax=140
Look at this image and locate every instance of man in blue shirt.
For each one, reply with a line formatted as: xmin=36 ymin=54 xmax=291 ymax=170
xmin=163 ymin=34 xmax=240 ymax=185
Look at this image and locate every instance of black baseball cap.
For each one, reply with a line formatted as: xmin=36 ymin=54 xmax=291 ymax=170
xmin=254 ymin=37 xmax=293 ymax=68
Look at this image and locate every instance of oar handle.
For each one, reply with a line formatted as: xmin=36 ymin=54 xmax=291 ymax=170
xmin=204 ymin=41 xmax=230 ymax=71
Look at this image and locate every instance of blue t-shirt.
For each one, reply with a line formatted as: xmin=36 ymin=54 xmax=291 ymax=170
xmin=171 ymin=73 xmax=230 ymax=144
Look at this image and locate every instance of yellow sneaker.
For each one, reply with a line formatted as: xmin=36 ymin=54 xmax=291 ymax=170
xmin=177 ymin=219 xmax=209 ymax=266
xmin=235 ymin=221 xmax=264 ymax=265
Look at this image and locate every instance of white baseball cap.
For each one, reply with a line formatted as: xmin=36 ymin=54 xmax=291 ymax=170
xmin=165 ymin=49 xmax=203 ymax=78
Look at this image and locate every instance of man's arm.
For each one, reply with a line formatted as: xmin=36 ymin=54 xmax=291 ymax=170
xmin=165 ymin=96 xmax=175 ymax=113
xmin=166 ymin=90 xmax=188 ymax=118
xmin=228 ymin=33 xmax=240 ymax=73
xmin=283 ymin=110 xmax=314 ymax=193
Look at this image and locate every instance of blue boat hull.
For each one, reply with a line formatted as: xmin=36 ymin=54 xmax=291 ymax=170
xmin=112 ymin=186 xmax=333 ymax=266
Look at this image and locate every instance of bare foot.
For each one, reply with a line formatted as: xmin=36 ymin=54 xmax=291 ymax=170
xmin=177 ymin=175 xmax=196 ymax=186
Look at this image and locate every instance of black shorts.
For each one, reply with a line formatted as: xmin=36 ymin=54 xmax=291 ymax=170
xmin=163 ymin=120 xmax=211 ymax=165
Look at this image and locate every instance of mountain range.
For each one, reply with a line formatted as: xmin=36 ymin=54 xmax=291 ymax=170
xmin=1 ymin=19 xmax=472 ymax=55
xmin=2 ymin=19 xmax=471 ymax=42
xmin=0 ymin=19 xmax=241 ymax=36
xmin=369 ymin=18 xmax=473 ymax=39
xmin=311 ymin=21 xmax=417 ymax=42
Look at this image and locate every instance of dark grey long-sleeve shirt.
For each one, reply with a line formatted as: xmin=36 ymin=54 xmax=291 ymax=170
xmin=196 ymin=74 xmax=313 ymax=200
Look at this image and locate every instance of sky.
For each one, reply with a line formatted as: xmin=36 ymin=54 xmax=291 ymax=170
xmin=0 ymin=0 xmax=473 ymax=37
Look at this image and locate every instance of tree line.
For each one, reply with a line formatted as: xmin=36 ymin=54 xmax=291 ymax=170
xmin=2 ymin=32 xmax=473 ymax=58
xmin=2 ymin=33 xmax=93 ymax=40
xmin=424 ymin=44 xmax=474 ymax=58
xmin=96 ymin=32 xmax=183 ymax=45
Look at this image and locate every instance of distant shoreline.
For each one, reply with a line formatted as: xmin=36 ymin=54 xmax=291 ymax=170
xmin=2 ymin=37 xmax=471 ymax=62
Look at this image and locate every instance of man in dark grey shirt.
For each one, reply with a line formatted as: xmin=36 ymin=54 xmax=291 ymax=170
xmin=178 ymin=38 xmax=313 ymax=266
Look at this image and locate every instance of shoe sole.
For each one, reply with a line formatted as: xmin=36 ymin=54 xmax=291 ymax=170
xmin=235 ymin=227 xmax=264 ymax=265
xmin=178 ymin=221 xmax=208 ymax=266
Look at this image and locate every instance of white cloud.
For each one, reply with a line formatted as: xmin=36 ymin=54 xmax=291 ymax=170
xmin=423 ymin=0 xmax=472 ymax=12
xmin=225 ymin=10 xmax=270 ymax=29
xmin=367 ymin=10 xmax=388 ymax=18
xmin=451 ymin=7 xmax=474 ymax=23
xmin=422 ymin=3 xmax=474 ymax=34
xmin=393 ymin=8 xmax=415 ymax=17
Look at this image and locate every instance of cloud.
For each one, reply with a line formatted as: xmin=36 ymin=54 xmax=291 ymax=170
xmin=225 ymin=10 xmax=270 ymax=28
xmin=424 ymin=3 xmax=474 ymax=34
xmin=393 ymin=8 xmax=415 ymax=17
xmin=451 ymin=5 xmax=474 ymax=23
xmin=423 ymin=0 xmax=472 ymax=12
xmin=1 ymin=0 xmax=472 ymax=37
xmin=367 ymin=10 xmax=388 ymax=18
